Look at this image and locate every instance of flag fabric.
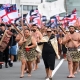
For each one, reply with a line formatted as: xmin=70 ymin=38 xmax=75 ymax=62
xmin=30 ymin=10 xmax=41 ymax=20
xmin=3 ymin=4 xmax=11 ymax=8
xmin=14 ymin=16 xmax=21 ymax=23
xmin=0 ymin=4 xmax=11 ymax=10
xmin=72 ymin=8 xmax=77 ymax=14
xmin=60 ymin=13 xmax=77 ymax=27
xmin=67 ymin=14 xmax=77 ymax=21
xmin=0 ymin=5 xmax=4 ymax=10
xmin=1 ymin=4 xmax=18 ymax=23
xmin=0 ymin=4 xmax=10 ymax=18
xmin=0 ymin=9 xmax=6 ymax=18
xmin=68 ymin=9 xmax=77 ymax=26
xmin=50 ymin=16 xmax=58 ymax=28
xmin=26 ymin=9 xmax=41 ymax=28
xmin=33 ymin=17 xmax=41 ymax=28
xmin=41 ymin=16 xmax=47 ymax=21
xmin=45 ymin=20 xmax=51 ymax=28
xmin=5 ymin=4 xmax=17 ymax=13
xmin=74 ymin=17 xmax=80 ymax=27
xmin=56 ymin=14 xmax=60 ymax=21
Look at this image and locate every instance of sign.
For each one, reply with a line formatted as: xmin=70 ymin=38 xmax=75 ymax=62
xmin=38 ymin=0 xmax=66 ymax=19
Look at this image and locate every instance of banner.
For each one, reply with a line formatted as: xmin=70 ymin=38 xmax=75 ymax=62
xmin=38 ymin=0 xmax=66 ymax=19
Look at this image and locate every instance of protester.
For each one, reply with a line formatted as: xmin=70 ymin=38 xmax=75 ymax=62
xmin=62 ymin=26 xmax=80 ymax=78
xmin=18 ymin=28 xmax=37 ymax=78
xmin=0 ymin=23 xmax=5 ymax=69
xmin=8 ymin=24 xmax=17 ymax=67
xmin=57 ymin=30 xmax=67 ymax=59
xmin=31 ymin=24 xmax=43 ymax=71
xmin=38 ymin=28 xmax=56 ymax=80
xmin=0 ymin=23 xmax=13 ymax=68
xmin=78 ymin=61 xmax=80 ymax=72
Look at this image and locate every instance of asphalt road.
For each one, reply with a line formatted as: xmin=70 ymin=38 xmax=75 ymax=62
xmin=0 ymin=59 xmax=80 ymax=80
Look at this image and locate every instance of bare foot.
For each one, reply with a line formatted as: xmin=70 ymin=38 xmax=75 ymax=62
xmin=78 ymin=69 xmax=80 ymax=72
xmin=24 ymin=70 xmax=26 ymax=73
xmin=33 ymin=68 xmax=36 ymax=71
xmin=28 ymin=74 xmax=31 ymax=77
xmin=20 ymin=75 xmax=24 ymax=78
xmin=72 ymin=75 xmax=75 ymax=78
xmin=74 ymin=71 xmax=77 ymax=74
xmin=67 ymin=75 xmax=75 ymax=78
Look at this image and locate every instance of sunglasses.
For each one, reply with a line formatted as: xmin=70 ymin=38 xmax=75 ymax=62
xmin=47 ymin=31 xmax=52 ymax=33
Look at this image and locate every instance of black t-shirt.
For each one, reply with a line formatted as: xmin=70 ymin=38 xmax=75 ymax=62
xmin=9 ymin=29 xmax=17 ymax=46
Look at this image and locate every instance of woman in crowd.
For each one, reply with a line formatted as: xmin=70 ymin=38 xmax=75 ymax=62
xmin=38 ymin=28 xmax=56 ymax=80
xmin=18 ymin=28 xmax=37 ymax=78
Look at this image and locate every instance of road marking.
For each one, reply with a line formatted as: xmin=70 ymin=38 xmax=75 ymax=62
xmin=46 ymin=59 xmax=64 ymax=80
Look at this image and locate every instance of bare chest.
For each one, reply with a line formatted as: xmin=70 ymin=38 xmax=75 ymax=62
xmin=70 ymin=33 xmax=79 ymax=41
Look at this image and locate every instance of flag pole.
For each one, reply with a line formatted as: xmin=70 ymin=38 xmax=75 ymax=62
xmin=10 ymin=0 xmax=12 ymax=4
xmin=43 ymin=0 xmax=46 ymax=3
xmin=64 ymin=0 xmax=69 ymax=28
xmin=65 ymin=0 xmax=67 ymax=16
xmin=21 ymin=4 xmax=23 ymax=19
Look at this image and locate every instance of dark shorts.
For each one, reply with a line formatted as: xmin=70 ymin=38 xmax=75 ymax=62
xmin=0 ymin=51 xmax=3 ymax=62
xmin=42 ymin=54 xmax=55 ymax=70
xmin=62 ymin=45 xmax=67 ymax=54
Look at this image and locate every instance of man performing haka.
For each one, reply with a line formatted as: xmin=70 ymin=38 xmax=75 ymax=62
xmin=31 ymin=24 xmax=43 ymax=70
xmin=62 ymin=26 xmax=80 ymax=78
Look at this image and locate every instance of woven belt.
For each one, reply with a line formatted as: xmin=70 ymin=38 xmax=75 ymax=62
xmin=67 ymin=48 xmax=77 ymax=51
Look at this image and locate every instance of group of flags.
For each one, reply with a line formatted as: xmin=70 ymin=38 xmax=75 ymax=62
xmin=59 ymin=8 xmax=77 ymax=28
xmin=46 ymin=8 xmax=78 ymax=28
xmin=0 ymin=3 xmax=80 ymax=29
xmin=0 ymin=4 xmax=18 ymax=24
xmin=25 ymin=8 xmax=79 ymax=29
xmin=25 ymin=9 xmax=42 ymax=28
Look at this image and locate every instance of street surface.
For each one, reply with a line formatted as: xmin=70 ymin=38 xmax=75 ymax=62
xmin=0 ymin=59 xmax=80 ymax=80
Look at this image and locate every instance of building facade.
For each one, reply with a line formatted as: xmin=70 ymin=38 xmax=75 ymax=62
xmin=46 ymin=0 xmax=80 ymax=16
xmin=20 ymin=0 xmax=41 ymax=14
xmin=0 ymin=0 xmax=80 ymax=16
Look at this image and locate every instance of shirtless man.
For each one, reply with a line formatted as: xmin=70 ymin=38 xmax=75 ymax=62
xmin=62 ymin=26 xmax=80 ymax=78
xmin=31 ymin=24 xmax=43 ymax=70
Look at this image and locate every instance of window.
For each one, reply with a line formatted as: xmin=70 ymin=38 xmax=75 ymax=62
xmin=46 ymin=0 xmax=56 ymax=2
xmin=27 ymin=5 xmax=33 ymax=11
xmin=33 ymin=6 xmax=38 ymax=10
xmin=20 ymin=5 xmax=22 ymax=10
xmin=23 ymin=5 xmax=27 ymax=11
xmin=22 ymin=5 xmax=38 ymax=11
